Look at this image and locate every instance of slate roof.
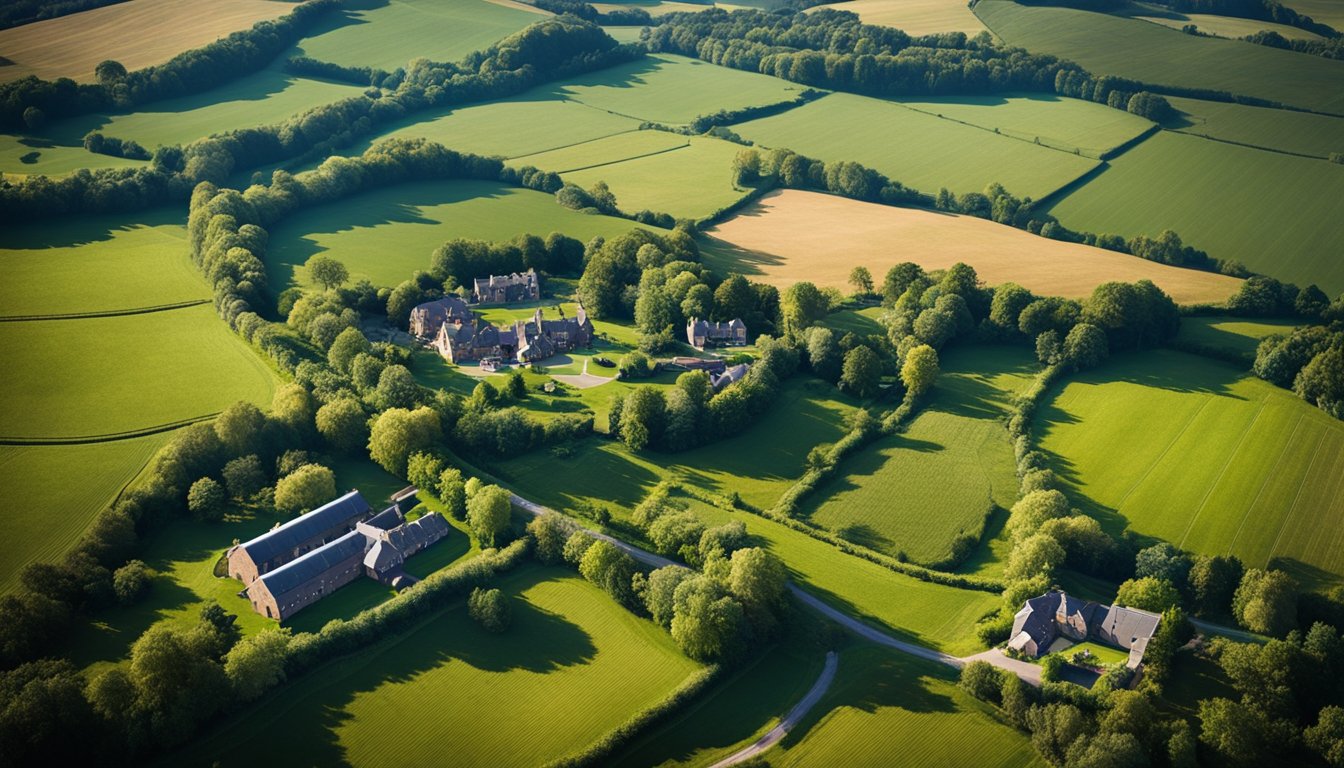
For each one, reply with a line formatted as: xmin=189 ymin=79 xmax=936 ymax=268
xmin=711 ymin=363 xmax=751 ymax=391
xmin=1011 ymin=593 xmax=1059 ymax=650
xmin=363 ymin=539 xmax=404 ymax=573
xmin=1094 ymin=604 xmax=1162 ymax=650
xmin=364 ymin=505 xmax=405 ymax=531
xmin=237 ymin=490 xmax=371 ymax=567
xmin=385 ymin=512 xmax=451 ymax=553
xmin=257 ymin=530 xmax=365 ymax=597
xmin=410 ymin=297 xmax=471 ymax=334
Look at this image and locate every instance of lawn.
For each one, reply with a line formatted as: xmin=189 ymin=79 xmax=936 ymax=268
xmin=1176 ymin=316 xmax=1299 ymax=360
xmin=768 ymin=644 xmax=1046 ymax=768
xmin=291 ymin=0 xmax=547 ymax=71
xmin=167 ymin=565 xmax=705 ymax=768
xmin=701 ymin=189 xmax=1243 ymax=305
xmin=0 ymin=305 xmax=278 ymax=440
xmin=264 ymin=179 xmax=652 ymax=290
xmin=0 ymin=436 xmax=169 ymax=593
xmin=1037 ymin=349 xmax=1344 ymax=587
xmin=0 ymin=209 xmax=206 ymax=317
xmin=1165 ymin=96 xmax=1344 ymax=159
xmin=895 ymin=92 xmax=1155 ymax=159
xmin=733 ymin=91 xmax=1101 ymax=200
xmin=802 ymin=346 xmax=1035 ymax=567
xmin=975 ymin=0 xmax=1344 ymax=115
xmin=1060 ymin=640 xmax=1130 ymax=667
xmin=0 ymin=0 xmax=292 ymax=83
xmin=806 ymin=0 xmax=989 ymax=36
xmin=1044 ymin=131 xmax=1344 ymax=295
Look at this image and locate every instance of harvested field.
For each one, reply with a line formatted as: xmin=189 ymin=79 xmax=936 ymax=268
xmin=701 ymin=190 xmax=1243 ymax=304
xmin=0 ymin=0 xmax=292 ymax=83
xmin=1135 ymin=11 xmax=1324 ymax=39
xmin=808 ymin=0 xmax=988 ymax=36
xmin=1165 ymin=96 xmax=1344 ymax=158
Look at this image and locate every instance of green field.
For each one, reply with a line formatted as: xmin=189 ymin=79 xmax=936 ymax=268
xmin=803 ymin=347 xmax=1035 ymax=567
xmin=975 ymin=0 xmax=1344 ymax=115
xmin=1038 ymin=350 xmax=1344 ymax=587
xmin=896 ymin=92 xmax=1156 ymax=158
xmin=1176 ymin=316 xmax=1299 ymax=359
xmin=0 ymin=436 xmax=169 ymax=593
xmin=0 ymin=134 xmax=145 ymax=177
xmin=1166 ymin=96 xmax=1344 ymax=158
xmin=767 ymin=645 xmax=1045 ymax=768
xmin=1281 ymin=0 xmax=1344 ymax=29
xmin=169 ymin=565 xmax=704 ymax=767
xmin=292 ymin=0 xmax=547 ymax=71
xmin=1044 ymin=131 xmax=1344 ymax=295
xmin=733 ymin=92 xmax=1101 ymax=199
xmin=0 ymin=210 xmax=206 ymax=317
xmin=1135 ymin=11 xmax=1325 ymax=40
xmin=265 ymin=179 xmax=650 ymax=290
xmin=0 ymin=305 xmax=277 ymax=440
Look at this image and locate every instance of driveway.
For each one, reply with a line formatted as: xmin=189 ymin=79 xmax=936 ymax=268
xmin=960 ymin=649 xmax=1043 ymax=686
xmin=709 ymin=651 xmax=839 ymax=768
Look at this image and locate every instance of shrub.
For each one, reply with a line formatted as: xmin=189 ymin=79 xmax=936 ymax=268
xmin=112 ymin=560 xmax=152 ymax=604
xmin=273 ymin=464 xmax=336 ymax=514
xmin=468 ymin=587 xmax=511 ymax=633
xmin=959 ymin=660 xmax=1006 ymax=703
xmin=187 ymin=477 xmax=226 ymax=521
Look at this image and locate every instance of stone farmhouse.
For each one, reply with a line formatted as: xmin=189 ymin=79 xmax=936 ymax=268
xmin=409 ymin=296 xmax=472 ymax=340
xmin=711 ymin=362 xmax=751 ymax=392
xmin=474 ymin=270 xmax=540 ymax=305
xmin=1009 ymin=590 xmax=1162 ymax=669
xmin=226 ymin=489 xmax=450 ymax=621
xmin=686 ymin=318 xmax=747 ymax=350
xmin=419 ymin=302 xmax=594 ymax=365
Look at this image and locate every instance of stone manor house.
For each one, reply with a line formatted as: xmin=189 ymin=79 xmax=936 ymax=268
xmin=1009 ymin=590 xmax=1162 ymax=669
xmin=411 ymin=298 xmax=594 ymax=365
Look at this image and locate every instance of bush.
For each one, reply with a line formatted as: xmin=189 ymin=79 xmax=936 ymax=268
xmin=112 ymin=560 xmax=152 ymax=604
xmin=187 ymin=477 xmax=226 ymax=521
xmin=467 ymin=587 xmax=511 ymax=633
xmin=959 ymin=660 xmax=1006 ymax=703
xmin=273 ymin=464 xmax=337 ymax=514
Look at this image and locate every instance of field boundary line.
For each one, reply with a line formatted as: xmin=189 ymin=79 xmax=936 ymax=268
xmin=0 ymin=413 xmax=219 ymax=445
xmin=891 ymin=100 xmax=1123 ymax=160
xmin=707 ymin=650 xmax=839 ymax=768
xmin=1168 ymin=128 xmax=1332 ymax=161
xmin=1226 ymin=414 xmax=1305 ymax=559
xmin=1264 ymin=426 xmax=1328 ymax=564
xmin=0 ymin=298 xmax=210 ymax=322
xmin=544 ymin=141 xmax=693 ymax=174
xmin=1114 ymin=395 xmax=1214 ymax=513
xmin=503 ymin=127 xmax=644 ymax=161
xmin=1176 ymin=400 xmax=1265 ymax=549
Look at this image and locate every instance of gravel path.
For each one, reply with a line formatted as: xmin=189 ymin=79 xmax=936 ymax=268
xmin=708 ymin=651 xmax=839 ymax=768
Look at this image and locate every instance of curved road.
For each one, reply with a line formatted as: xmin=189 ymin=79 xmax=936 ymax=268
xmin=708 ymin=651 xmax=839 ymax=768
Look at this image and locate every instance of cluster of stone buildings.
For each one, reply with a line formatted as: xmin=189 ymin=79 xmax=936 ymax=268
xmin=226 ymin=488 xmax=450 ymax=621
xmin=686 ymin=318 xmax=747 ymax=350
xmin=473 ymin=271 xmax=540 ymax=305
xmin=1009 ymin=590 xmax=1162 ymax=669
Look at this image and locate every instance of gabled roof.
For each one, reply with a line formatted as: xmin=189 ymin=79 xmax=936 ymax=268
xmin=1095 ymin=604 xmax=1162 ymax=650
xmin=237 ymin=490 xmax=371 ymax=567
xmin=411 ymin=296 xmax=471 ymax=326
xmin=364 ymin=505 xmax=405 ymax=531
xmin=257 ymin=530 xmax=365 ymax=597
xmin=364 ymin=538 xmax=404 ymax=573
xmin=712 ymin=363 xmax=751 ymax=391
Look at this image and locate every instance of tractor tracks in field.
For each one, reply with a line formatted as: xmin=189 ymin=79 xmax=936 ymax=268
xmin=0 ymin=412 xmax=220 ymax=446
xmin=0 ymin=298 xmax=209 ymax=322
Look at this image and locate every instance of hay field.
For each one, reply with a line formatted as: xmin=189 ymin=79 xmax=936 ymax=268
xmin=975 ymin=0 xmax=1344 ymax=115
xmin=265 ymin=179 xmax=648 ymax=290
xmin=0 ymin=134 xmax=145 ymax=177
xmin=169 ymin=567 xmax=704 ymax=768
xmin=1044 ymin=131 xmax=1344 ymax=295
xmin=803 ymin=347 xmax=1033 ymax=566
xmin=0 ymin=436 xmax=168 ymax=592
xmin=1136 ymin=12 xmax=1324 ymax=40
xmin=0 ymin=210 xmax=206 ymax=317
xmin=292 ymin=0 xmax=545 ymax=71
xmin=0 ymin=305 xmax=277 ymax=440
xmin=1166 ymin=96 xmax=1344 ymax=158
xmin=1281 ymin=0 xmax=1344 ymax=29
xmin=0 ymin=0 xmax=292 ymax=83
xmin=733 ymin=92 xmax=1101 ymax=199
xmin=701 ymin=190 xmax=1243 ymax=305
xmin=896 ymin=92 xmax=1155 ymax=159
xmin=1176 ymin=317 xmax=1299 ymax=359
xmin=592 ymin=0 xmax=720 ymax=16
xmin=770 ymin=645 xmax=1046 ymax=768
xmin=808 ymin=0 xmax=988 ymax=35
xmin=1038 ymin=350 xmax=1344 ymax=586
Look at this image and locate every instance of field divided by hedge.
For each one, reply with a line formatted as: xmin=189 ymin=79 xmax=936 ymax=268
xmin=806 ymin=0 xmax=989 ymax=36
xmin=1165 ymin=96 xmax=1344 ymax=159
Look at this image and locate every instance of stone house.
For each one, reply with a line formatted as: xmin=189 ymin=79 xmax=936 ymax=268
xmin=1008 ymin=590 xmax=1162 ymax=669
xmin=473 ymin=270 xmax=540 ymax=305
xmin=514 ymin=306 xmax=594 ymax=364
xmin=226 ymin=490 xmax=372 ymax=585
xmin=431 ymin=318 xmax=518 ymax=364
xmin=686 ymin=318 xmax=747 ymax=349
xmin=711 ymin=362 xmax=751 ymax=392
xmin=409 ymin=296 xmax=472 ymax=340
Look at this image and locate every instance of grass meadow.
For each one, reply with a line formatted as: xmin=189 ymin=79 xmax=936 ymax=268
xmin=0 ymin=436 xmax=169 ymax=593
xmin=701 ymin=189 xmax=1243 ymax=304
xmin=733 ymin=92 xmax=1101 ymax=199
xmin=0 ymin=0 xmax=291 ymax=83
xmin=0 ymin=305 xmax=277 ymax=440
xmin=1165 ymin=96 xmax=1344 ymax=159
xmin=767 ymin=644 xmax=1046 ymax=768
xmin=264 ymin=179 xmax=649 ymax=290
xmin=0 ymin=134 xmax=145 ymax=178
xmin=168 ymin=565 xmax=704 ymax=768
xmin=1038 ymin=350 xmax=1344 ymax=588
xmin=807 ymin=0 xmax=989 ymax=35
xmin=1176 ymin=317 xmax=1298 ymax=360
xmin=802 ymin=346 xmax=1034 ymax=566
xmin=975 ymin=0 xmax=1344 ymax=115
xmin=1281 ymin=0 xmax=1344 ymax=28
xmin=0 ymin=209 xmax=206 ymax=317
xmin=1136 ymin=12 xmax=1324 ymax=40
xmin=1045 ymin=131 xmax=1344 ymax=295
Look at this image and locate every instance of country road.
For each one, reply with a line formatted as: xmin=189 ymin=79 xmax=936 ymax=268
xmin=708 ymin=651 xmax=839 ymax=768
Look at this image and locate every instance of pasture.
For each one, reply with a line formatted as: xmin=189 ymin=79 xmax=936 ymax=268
xmin=767 ymin=645 xmax=1045 ymax=768
xmin=1037 ymin=350 xmax=1344 ymax=587
xmin=265 ymin=179 xmax=648 ymax=290
xmin=733 ymin=92 xmax=1102 ymax=199
xmin=1165 ymin=96 xmax=1344 ymax=159
xmin=1044 ymin=131 xmax=1344 ymax=294
xmin=895 ymin=92 xmax=1155 ymax=159
xmin=802 ymin=346 xmax=1033 ymax=566
xmin=0 ymin=436 xmax=169 ymax=593
xmin=291 ymin=0 xmax=546 ymax=71
xmin=974 ymin=0 xmax=1344 ymax=115
xmin=0 ymin=134 xmax=145 ymax=177
xmin=0 ymin=305 xmax=277 ymax=440
xmin=169 ymin=566 xmax=705 ymax=768
xmin=0 ymin=0 xmax=292 ymax=83
xmin=1135 ymin=11 xmax=1324 ymax=40
xmin=1176 ymin=317 xmax=1298 ymax=359
xmin=511 ymin=128 xmax=688 ymax=171
xmin=701 ymin=189 xmax=1244 ymax=304
xmin=0 ymin=209 xmax=206 ymax=317
xmin=1281 ymin=0 xmax=1344 ymax=29
xmin=808 ymin=0 xmax=989 ymax=36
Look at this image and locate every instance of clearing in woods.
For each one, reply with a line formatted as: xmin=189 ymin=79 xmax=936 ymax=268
xmin=807 ymin=0 xmax=989 ymax=36
xmin=700 ymin=189 xmax=1243 ymax=304
xmin=1164 ymin=96 xmax=1344 ymax=159
xmin=0 ymin=0 xmax=292 ymax=83
xmin=732 ymin=92 xmax=1102 ymax=199
xmin=167 ymin=566 xmax=705 ymax=768
xmin=1037 ymin=350 xmax=1344 ymax=588
xmin=1043 ymin=131 xmax=1344 ymax=295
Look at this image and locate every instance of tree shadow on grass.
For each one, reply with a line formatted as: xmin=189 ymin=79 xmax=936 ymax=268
xmin=1267 ymin=556 xmax=1344 ymax=591
xmin=3 ymin=206 xmax=185 ymax=250
xmin=834 ymin=523 xmax=895 ymax=553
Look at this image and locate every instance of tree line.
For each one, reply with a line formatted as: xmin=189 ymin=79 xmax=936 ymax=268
xmin=0 ymin=0 xmax=127 ymax=29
